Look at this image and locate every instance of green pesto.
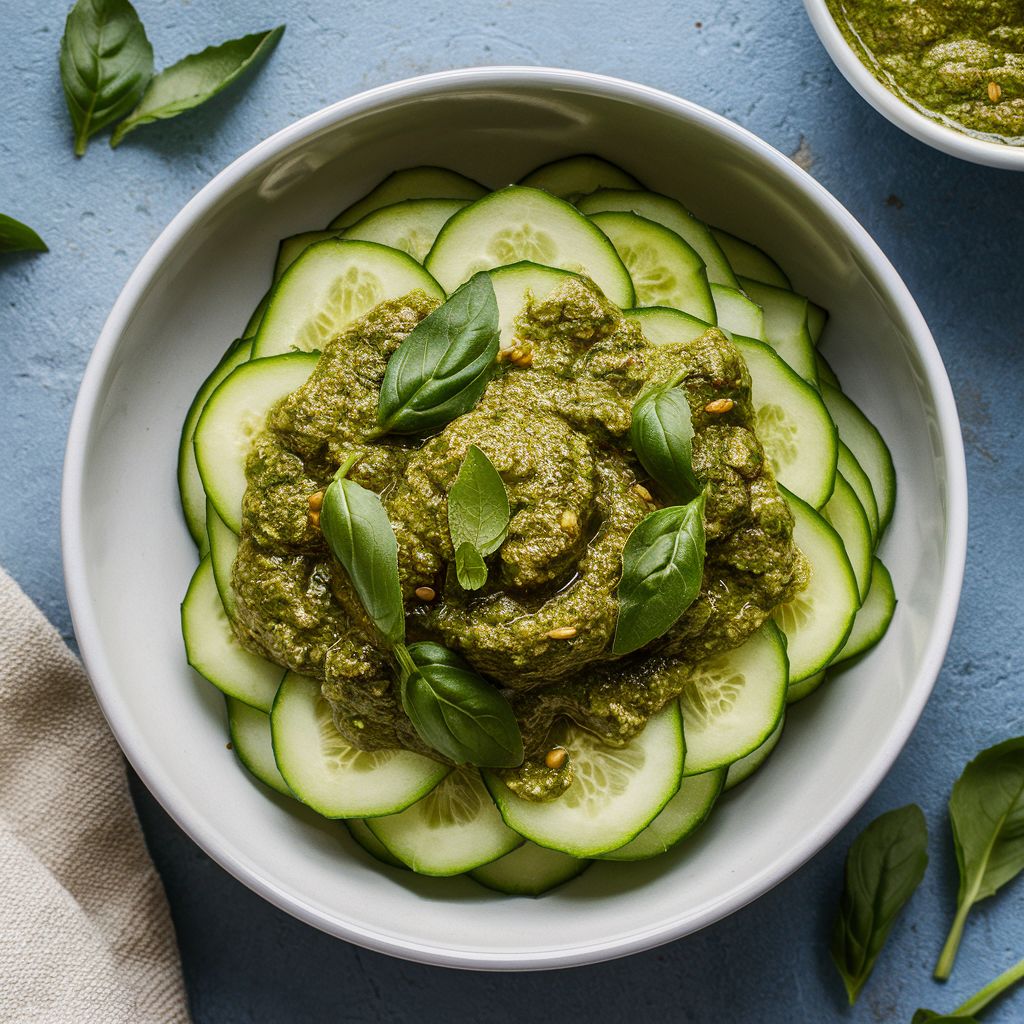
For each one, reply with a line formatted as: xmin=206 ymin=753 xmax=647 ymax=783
xmin=826 ymin=0 xmax=1024 ymax=142
xmin=231 ymin=278 xmax=807 ymax=800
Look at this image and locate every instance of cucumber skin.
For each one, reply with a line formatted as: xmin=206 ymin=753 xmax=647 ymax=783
xmin=177 ymin=339 xmax=250 ymax=549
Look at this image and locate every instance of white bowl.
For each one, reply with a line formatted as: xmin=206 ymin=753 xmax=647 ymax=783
xmin=62 ymin=67 xmax=967 ymax=969
xmin=803 ymin=0 xmax=1024 ymax=170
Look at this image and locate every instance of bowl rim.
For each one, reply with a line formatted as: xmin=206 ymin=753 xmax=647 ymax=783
xmin=802 ymin=0 xmax=1024 ymax=170
xmin=61 ymin=65 xmax=968 ymax=970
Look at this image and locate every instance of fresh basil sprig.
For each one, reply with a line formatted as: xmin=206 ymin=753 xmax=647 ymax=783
xmin=396 ymin=642 xmax=524 ymax=768
xmin=916 ymin=953 xmax=1024 ymax=1022
xmin=612 ymin=493 xmax=706 ymax=655
xmin=934 ymin=736 xmax=1024 ymax=980
xmin=377 ymin=272 xmax=500 ymax=435
xmin=448 ymin=444 xmax=510 ymax=590
xmin=630 ymin=384 xmax=700 ymax=504
xmin=830 ymin=804 xmax=929 ymax=1005
xmin=60 ymin=0 xmax=154 ymax=156
xmin=0 ymin=215 xmax=47 ymax=254
xmin=319 ymin=454 xmax=405 ymax=648
xmin=111 ymin=26 xmax=284 ymax=147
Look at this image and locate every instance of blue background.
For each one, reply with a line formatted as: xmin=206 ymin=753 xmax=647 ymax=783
xmin=3 ymin=1 xmax=1023 ymax=1020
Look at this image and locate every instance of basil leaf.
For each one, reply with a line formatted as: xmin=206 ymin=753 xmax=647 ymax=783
xmin=447 ymin=444 xmax=510 ymax=590
xmin=455 ymin=541 xmax=488 ymax=591
xmin=110 ymin=26 xmax=285 ymax=147
xmin=377 ymin=272 xmax=500 ymax=435
xmin=935 ymin=736 xmax=1024 ymax=980
xmin=912 ymin=1014 xmax=979 ymax=1024
xmin=398 ymin=643 xmax=523 ymax=767
xmin=829 ymin=804 xmax=929 ymax=1005
xmin=405 ymin=641 xmax=468 ymax=670
xmin=630 ymin=385 xmax=699 ymax=504
xmin=612 ymin=493 xmax=706 ymax=655
xmin=0 ymin=215 xmax=47 ymax=253
xmin=448 ymin=445 xmax=510 ymax=555
xmin=60 ymin=0 xmax=153 ymax=156
xmin=320 ymin=456 xmax=405 ymax=647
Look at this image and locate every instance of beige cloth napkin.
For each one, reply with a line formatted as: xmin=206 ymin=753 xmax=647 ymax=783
xmin=0 ymin=568 xmax=190 ymax=1024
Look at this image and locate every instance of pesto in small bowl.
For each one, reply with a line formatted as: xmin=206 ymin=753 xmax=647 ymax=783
xmin=825 ymin=0 xmax=1024 ymax=145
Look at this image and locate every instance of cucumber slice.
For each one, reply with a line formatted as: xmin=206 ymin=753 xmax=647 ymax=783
xmin=346 ymin=819 xmax=408 ymax=869
xmin=815 ymin=350 xmax=841 ymax=388
xmin=343 ymin=197 xmax=470 ymax=263
xmin=328 ymin=166 xmax=487 ymax=230
xmin=576 ymin=189 xmax=738 ymax=288
xmin=177 ymin=340 xmax=251 ymax=549
xmin=587 ymin=210 xmax=715 ymax=322
xmin=821 ymin=473 xmax=873 ymax=601
xmin=367 ymin=767 xmax=522 ymax=876
xmin=484 ymin=703 xmax=684 ymax=858
xmin=834 ymin=557 xmax=897 ymax=664
xmin=488 ymin=261 xmax=575 ymax=350
xmin=786 ymin=669 xmax=827 ymax=704
xmin=724 ymin=715 xmax=784 ymax=791
xmin=821 ymin=384 xmax=896 ymax=535
xmin=838 ymin=441 xmax=880 ymax=543
xmin=807 ymin=301 xmax=828 ymax=345
xmin=518 ymin=155 xmax=642 ymax=200
xmin=181 ymin=558 xmax=284 ymax=712
xmin=271 ymin=672 xmax=449 ymax=819
xmin=678 ymin=621 xmax=789 ymax=775
xmin=227 ymin=697 xmax=292 ymax=796
xmin=206 ymin=498 xmax=239 ymax=619
xmin=709 ymin=228 xmax=791 ymax=289
xmin=274 ymin=230 xmax=338 ymax=282
xmin=194 ymin=351 xmax=319 ymax=533
xmin=736 ymin=277 xmax=817 ymax=383
xmin=712 ymin=283 xmax=765 ymax=340
xmin=425 ymin=186 xmax=634 ymax=307
xmin=243 ymin=292 xmax=270 ymax=340
xmin=470 ymin=841 xmax=590 ymax=896
xmin=625 ymin=305 xmax=711 ymax=346
xmin=771 ymin=488 xmax=860 ymax=682
xmin=731 ymin=336 xmax=838 ymax=509
xmin=252 ymin=239 xmax=444 ymax=359
xmin=597 ymin=769 xmax=724 ymax=861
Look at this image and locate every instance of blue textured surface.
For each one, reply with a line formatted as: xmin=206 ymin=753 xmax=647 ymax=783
xmin=3 ymin=1 xmax=1024 ymax=1020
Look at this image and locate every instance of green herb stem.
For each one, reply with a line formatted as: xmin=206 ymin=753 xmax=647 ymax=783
xmin=952 ymin=955 xmax=1024 ymax=1015
xmin=934 ymin=899 xmax=973 ymax=981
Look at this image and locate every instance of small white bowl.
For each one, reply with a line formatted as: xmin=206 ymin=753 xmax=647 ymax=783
xmin=804 ymin=0 xmax=1024 ymax=170
xmin=62 ymin=67 xmax=967 ymax=969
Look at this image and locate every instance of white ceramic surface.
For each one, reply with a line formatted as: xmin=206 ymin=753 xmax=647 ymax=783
xmin=62 ymin=67 xmax=967 ymax=970
xmin=803 ymin=0 xmax=1024 ymax=170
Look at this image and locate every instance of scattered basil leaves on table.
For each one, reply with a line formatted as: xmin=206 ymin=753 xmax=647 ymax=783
xmin=319 ymin=454 xmax=405 ymax=648
xmin=613 ymin=492 xmax=706 ymax=655
xmin=60 ymin=0 xmax=284 ymax=154
xmin=60 ymin=0 xmax=154 ymax=156
xmin=0 ymin=215 xmax=47 ymax=253
xmin=396 ymin=642 xmax=523 ymax=768
xmin=830 ymin=804 xmax=929 ymax=1005
xmin=376 ymin=272 xmax=500 ymax=435
xmin=630 ymin=384 xmax=699 ymax=504
xmin=935 ymin=737 xmax=1024 ymax=980
xmin=110 ymin=26 xmax=284 ymax=146
xmin=447 ymin=444 xmax=510 ymax=590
